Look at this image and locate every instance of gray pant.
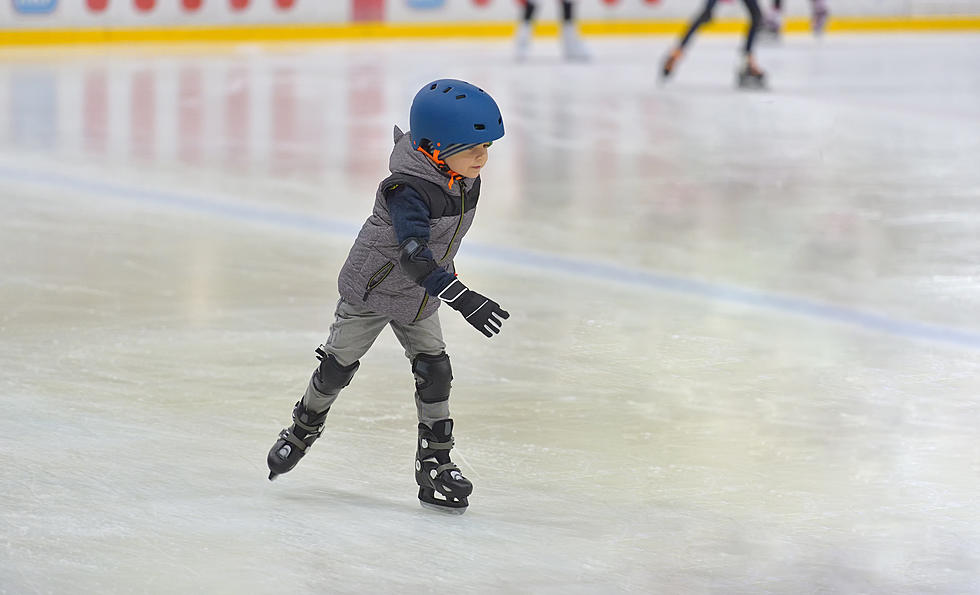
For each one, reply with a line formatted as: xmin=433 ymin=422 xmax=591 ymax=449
xmin=302 ymin=298 xmax=449 ymax=426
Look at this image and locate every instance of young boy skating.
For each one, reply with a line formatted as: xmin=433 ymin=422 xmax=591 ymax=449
xmin=267 ymin=79 xmax=509 ymax=514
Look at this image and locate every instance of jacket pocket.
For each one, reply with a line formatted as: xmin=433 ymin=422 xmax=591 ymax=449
xmin=363 ymin=261 xmax=395 ymax=301
xmin=412 ymin=293 xmax=429 ymax=322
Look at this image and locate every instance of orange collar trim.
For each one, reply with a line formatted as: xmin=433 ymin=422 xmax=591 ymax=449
xmin=416 ymin=145 xmax=464 ymax=189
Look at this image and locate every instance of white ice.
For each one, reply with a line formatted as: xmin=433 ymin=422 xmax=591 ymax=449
xmin=1 ymin=34 xmax=979 ymax=594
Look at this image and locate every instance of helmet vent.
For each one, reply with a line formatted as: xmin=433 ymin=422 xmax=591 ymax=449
xmin=474 ymin=124 xmax=485 ymax=130
xmin=455 ymin=94 xmax=466 ymax=100
xmin=430 ymin=84 xmax=437 ymax=90
xmin=442 ymin=86 xmax=453 ymax=93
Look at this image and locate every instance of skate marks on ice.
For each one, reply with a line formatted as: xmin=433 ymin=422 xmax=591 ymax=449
xmin=3 ymin=35 xmax=980 ymax=593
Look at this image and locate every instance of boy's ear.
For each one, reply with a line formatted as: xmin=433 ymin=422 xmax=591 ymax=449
xmin=393 ymin=125 xmax=405 ymax=144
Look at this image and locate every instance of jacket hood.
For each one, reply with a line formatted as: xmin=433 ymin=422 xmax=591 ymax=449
xmin=389 ymin=125 xmax=473 ymax=189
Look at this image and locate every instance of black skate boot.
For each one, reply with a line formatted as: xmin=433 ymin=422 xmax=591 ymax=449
xmin=737 ymin=63 xmax=767 ymax=90
xmin=267 ymin=401 xmax=328 ymax=480
xmin=267 ymin=349 xmax=359 ymax=481
xmin=415 ymin=419 xmax=472 ymax=514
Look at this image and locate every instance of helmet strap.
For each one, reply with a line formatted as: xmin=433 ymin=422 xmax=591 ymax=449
xmin=416 ymin=145 xmax=464 ymax=189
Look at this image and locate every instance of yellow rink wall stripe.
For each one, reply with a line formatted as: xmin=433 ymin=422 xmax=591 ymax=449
xmin=1 ymin=16 xmax=979 ymax=46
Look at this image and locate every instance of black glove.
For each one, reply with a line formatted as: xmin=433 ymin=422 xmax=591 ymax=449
xmin=438 ymin=279 xmax=509 ymax=338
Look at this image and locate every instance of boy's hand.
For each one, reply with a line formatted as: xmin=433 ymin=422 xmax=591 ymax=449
xmin=438 ymin=280 xmax=509 ymax=338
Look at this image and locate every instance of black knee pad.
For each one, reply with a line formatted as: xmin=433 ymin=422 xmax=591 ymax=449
xmin=312 ymin=348 xmax=360 ymax=393
xmin=412 ymin=352 xmax=452 ymax=404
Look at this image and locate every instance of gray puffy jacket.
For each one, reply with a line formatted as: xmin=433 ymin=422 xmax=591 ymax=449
xmin=337 ymin=126 xmax=481 ymax=324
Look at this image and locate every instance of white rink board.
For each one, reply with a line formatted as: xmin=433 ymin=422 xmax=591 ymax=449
xmin=0 ymin=1 xmax=349 ymax=28
xmin=0 ymin=0 xmax=979 ymax=30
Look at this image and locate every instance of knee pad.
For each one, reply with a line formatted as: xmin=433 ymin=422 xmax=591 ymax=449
xmin=412 ymin=352 xmax=452 ymax=404
xmin=312 ymin=348 xmax=360 ymax=393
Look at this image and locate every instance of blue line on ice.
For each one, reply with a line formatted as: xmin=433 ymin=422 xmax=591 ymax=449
xmin=4 ymin=164 xmax=978 ymax=350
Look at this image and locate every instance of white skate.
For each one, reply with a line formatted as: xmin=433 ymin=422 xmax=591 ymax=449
xmin=561 ymin=23 xmax=591 ymax=62
xmin=515 ymin=22 xmax=532 ymax=62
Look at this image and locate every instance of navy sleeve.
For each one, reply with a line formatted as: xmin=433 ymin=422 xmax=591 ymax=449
xmin=385 ymin=184 xmax=456 ymax=296
xmin=385 ymin=184 xmax=431 ymax=244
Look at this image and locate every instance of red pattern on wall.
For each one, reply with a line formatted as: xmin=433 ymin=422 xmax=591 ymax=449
xmin=134 ymin=0 xmax=156 ymax=12
xmin=275 ymin=0 xmax=296 ymax=9
xmin=352 ymin=0 xmax=384 ymax=22
xmin=87 ymin=0 xmax=109 ymax=11
xmin=182 ymin=0 xmax=203 ymax=11
xmin=230 ymin=0 xmax=250 ymax=10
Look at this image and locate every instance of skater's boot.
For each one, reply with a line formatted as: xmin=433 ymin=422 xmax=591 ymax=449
xmin=737 ymin=58 xmax=767 ymax=90
xmin=515 ymin=22 xmax=532 ymax=62
xmin=267 ymin=349 xmax=359 ymax=480
xmin=760 ymin=11 xmax=782 ymax=40
xmin=415 ymin=418 xmax=472 ymax=514
xmin=267 ymin=401 xmax=327 ymax=480
xmin=661 ymin=48 xmax=682 ymax=80
xmin=811 ymin=0 xmax=829 ymax=35
xmin=561 ymin=23 xmax=591 ymax=62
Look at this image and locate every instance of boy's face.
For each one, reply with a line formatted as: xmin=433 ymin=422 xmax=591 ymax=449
xmin=444 ymin=143 xmax=491 ymax=179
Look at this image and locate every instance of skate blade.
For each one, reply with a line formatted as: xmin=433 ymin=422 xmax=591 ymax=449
xmin=737 ymin=79 xmax=768 ymax=91
xmin=418 ymin=487 xmax=468 ymax=514
xmin=419 ymin=500 xmax=467 ymax=515
xmin=268 ymin=472 xmax=278 ymax=481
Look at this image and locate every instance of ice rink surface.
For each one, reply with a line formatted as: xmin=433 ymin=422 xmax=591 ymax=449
xmin=1 ymin=33 xmax=979 ymax=594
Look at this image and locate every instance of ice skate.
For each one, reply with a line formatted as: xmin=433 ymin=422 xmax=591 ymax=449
xmin=267 ymin=349 xmax=359 ymax=480
xmin=660 ymin=48 xmax=682 ymax=81
xmin=759 ymin=12 xmax=782 ymax=42
xmin=515 ymin=22 xmax=532 ymax=62
xmin=561 ymin=24 xmax=591 ymax=62
xmin=267 ymin=401 xmax=328 ymax=480
xmin=737 ymin=61 xmax=767 ymax=90
xmin=811 ymin=0 xmax=829 ymax=35
xmin=415 ymin=419 xmax=472 ymax=514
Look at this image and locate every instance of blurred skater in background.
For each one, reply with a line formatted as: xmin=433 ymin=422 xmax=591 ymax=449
xmin=762 ymin=0 xmax=830 ymax=38
xmin=661 ymin=0 xmax=766 ymax=89
xmin=515 ymin=0 xmax=591 ymax=62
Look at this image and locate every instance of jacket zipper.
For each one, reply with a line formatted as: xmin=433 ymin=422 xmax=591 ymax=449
xmin=440 ymin=183 xmax=465 ymax=262
xmin=362 ymin=261 xmax=394 ymax=301
xmin=412 ymin=293 xmax=429 ymax=322
xmin=417 ymin=184 xmax=465 ymax=321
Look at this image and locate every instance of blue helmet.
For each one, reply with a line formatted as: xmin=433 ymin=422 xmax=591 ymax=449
xmin=409 ymin=79 xmax=505 ymax=154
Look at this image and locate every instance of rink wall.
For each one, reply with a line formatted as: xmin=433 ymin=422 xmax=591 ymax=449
xmin=1 ymin=0 xmax=979 ymax=45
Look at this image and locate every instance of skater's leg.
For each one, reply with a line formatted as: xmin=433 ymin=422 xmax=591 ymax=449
xmin=390 ymin=312 xmax=449 ymax=427
xmin=735 ymin=0 xmax=767 ymax=88
xmin=742 ymin=0 xmax=763 ymax=55
xmin=811 ymin=0 xmax=829 ymax=34
xmin=522 ymin=0 xmax=536 ymax=21
xmin=560 ymin=0 xmax=591 ymax=61
xmin=762 ymin=0 xmax=782 ymax=36
xmin=680 ymin=0 xmax=719 ymax=50
xmin=301 ymin=298 xmax=389 ymax=412
xmin=515 ymin=0 xmax=536 ymax=60
xmin=267 ymin=299 xmax=390 ymax=479
xmin=662 ymin=0 xmax=719 ymax=78
xmin=391 ymin=313 xmax=472 ymax=512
